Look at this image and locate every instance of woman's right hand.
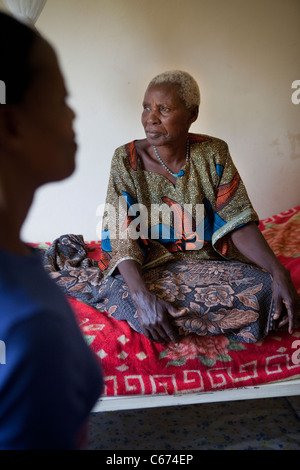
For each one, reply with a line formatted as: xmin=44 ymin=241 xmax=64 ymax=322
xmin=118 ymin=259 xmax=180 ymax=344
xmin=132 ymin=289 xmax=180 ymax=344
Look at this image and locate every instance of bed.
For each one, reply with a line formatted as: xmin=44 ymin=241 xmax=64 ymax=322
xmin=35 ymin=206 xmax=300 ymax=412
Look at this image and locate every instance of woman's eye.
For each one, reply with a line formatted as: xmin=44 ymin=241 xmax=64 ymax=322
xmin=160 ymin=106 xmax=169 ymax=113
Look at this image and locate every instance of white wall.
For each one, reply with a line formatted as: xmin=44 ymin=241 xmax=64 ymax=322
xmin=1 ymin=0 xmax=299 ymax=242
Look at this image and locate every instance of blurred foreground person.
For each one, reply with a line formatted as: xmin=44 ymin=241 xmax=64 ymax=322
xmin=0 ymin=12 xmax=102 ymax=449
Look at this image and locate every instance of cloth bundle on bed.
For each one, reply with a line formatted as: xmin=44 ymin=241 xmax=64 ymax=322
xmin=36 ymin=206 xmax=300 ymax=397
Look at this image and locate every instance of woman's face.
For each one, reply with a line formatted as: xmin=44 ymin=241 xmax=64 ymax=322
xmin=14 ymin=39 xmax=77 ymax=187
xmin=141 ymin=83 xmax=198 ymax=147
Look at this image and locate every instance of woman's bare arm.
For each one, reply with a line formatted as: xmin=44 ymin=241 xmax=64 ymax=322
xmin=231 ymin=222 xmax=299 ymax=333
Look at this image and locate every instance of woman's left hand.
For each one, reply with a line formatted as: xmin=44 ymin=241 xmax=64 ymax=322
xmin=271 ymin=266 xmax=300 ymax=334
xmin=231 ymin=222 xmax=300 ymax=334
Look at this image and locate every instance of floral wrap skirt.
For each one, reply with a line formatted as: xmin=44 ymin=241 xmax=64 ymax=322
xmin=100 ymin=259 xmax=275 ymax=343
xmin=43 ymin=235 xmax=275 ymax=344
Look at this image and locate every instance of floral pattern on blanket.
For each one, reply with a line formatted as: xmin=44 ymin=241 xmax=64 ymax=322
xmin=159 ymin=335 xmax=246 ymax=367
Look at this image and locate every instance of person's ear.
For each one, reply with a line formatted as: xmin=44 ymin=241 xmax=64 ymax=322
xmin=189 ymin=105 xmax=199 ymax=125
xmin=0 ymin=106 xmax=24 ymax=152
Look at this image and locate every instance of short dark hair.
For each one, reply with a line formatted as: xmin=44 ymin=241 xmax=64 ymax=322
xmin=0 ymin=12 xmax=39 ymax=104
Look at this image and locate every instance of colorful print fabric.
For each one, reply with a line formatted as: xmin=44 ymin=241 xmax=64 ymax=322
xmin=100 ymin=133 xmax=259 ymax=275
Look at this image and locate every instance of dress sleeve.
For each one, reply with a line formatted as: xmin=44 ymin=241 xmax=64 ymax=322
xmin=99 ymin=145 xmax=146 ymax=276
xmin=210 ymin=142 xmax=259 ymax=258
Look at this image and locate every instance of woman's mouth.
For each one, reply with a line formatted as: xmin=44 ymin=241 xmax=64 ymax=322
xmin=146 ymin=130 xmax=164 ymax=139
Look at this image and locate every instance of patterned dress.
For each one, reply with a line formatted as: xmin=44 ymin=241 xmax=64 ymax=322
xmin=96 ymin=134 xmax=275 ymax=342
xmin=100 ymin=133 xmax=258 ymax=272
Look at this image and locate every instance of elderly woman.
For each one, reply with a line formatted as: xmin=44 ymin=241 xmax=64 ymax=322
xmin=0 ymin=12 xmax=102 ymax=449
xmin=99 ymin=70 xmax=299 ymax=345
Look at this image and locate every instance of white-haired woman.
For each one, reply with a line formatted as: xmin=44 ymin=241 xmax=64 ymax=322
xmin=98 ymin=70 xmax=299 ymax=345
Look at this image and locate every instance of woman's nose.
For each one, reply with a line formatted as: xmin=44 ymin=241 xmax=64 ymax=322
xmin=147 ymin=109 xmax=160 ymax=124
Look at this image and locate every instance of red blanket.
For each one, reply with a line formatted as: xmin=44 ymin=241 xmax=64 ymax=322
xmin=68 ymin=206 xmax=300 ymax=396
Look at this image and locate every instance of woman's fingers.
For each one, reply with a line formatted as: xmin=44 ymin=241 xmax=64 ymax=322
xmin=141 ymin=303 xmax=181 ymax=344
xmin=272 ymin=271 xmax=300 ymax=334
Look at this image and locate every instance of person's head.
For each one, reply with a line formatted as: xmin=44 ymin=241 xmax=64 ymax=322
xmin=0 ymin=12 xmax=77 ymax=189
xmin=149 ymin=70 xmax=200 ymax=110
xmin=142 ymin=70 xmax=200 ymax=147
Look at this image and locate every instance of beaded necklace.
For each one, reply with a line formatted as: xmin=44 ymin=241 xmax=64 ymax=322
xmin=153 ymin=139 xmax=190 ymax=178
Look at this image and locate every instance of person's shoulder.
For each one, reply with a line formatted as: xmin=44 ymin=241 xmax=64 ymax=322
xmin=113 ymin=139 xmax=139 ymax=155
xmin=112 ymin=139 xmax=140 ymax=171
xmin=189 ymin=133 xmax=228 ymax=150
xmin=189 ymin=134 xmax=230 ymax=164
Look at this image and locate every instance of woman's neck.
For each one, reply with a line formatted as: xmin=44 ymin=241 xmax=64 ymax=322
xmin=154 ymin=139 xmax=188 ymax=166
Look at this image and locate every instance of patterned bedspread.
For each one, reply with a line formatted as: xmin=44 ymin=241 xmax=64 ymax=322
xmin=38 ymin=206 xmax=300 ymax=397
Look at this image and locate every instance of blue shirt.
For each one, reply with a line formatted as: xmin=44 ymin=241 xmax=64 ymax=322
xmin=0 ymin=247 xmax=103 ymax=449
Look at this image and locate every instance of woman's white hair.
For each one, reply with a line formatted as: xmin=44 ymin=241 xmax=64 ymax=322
xmin=148 ymin=70 xmax=200 ymax=109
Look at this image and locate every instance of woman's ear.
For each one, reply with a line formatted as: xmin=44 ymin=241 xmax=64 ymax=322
xmin=189 ymin=105 xmax=199 ymax=125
